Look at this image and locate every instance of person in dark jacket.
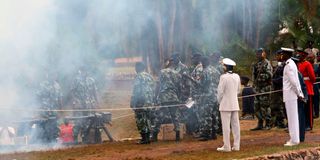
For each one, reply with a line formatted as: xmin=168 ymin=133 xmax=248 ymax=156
xmin=240 ymin=76 xmax=255 ymax=120
xmin=292 ymin=55 xmax=308 ymax=142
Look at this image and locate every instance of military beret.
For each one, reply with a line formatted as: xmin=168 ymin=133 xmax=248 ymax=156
xmin=169 ymin=53 xmax=181 ymax=61
xmin=256 ymin=48 xmax=265 ymax=54
xmin=191 ymin=53 xmax=202 ymax=58
xmin=275 ymin=49 xmax=283 ymax=55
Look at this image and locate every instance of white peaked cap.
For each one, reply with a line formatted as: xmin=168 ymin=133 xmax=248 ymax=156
xmin=281 ymin=47 xmax=294 ymax=52
xmin=222 ymin=58 xmax=236 ymax=66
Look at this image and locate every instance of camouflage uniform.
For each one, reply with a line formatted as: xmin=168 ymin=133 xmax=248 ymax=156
xmin=130 ymin=71 xmax=155 ymax=134
xmin=37 ymin=80 xmax=62 ymax=143
xmin=197 ymin=65 xmax=218 ymax=137
xmin=72 ymin=73 xmax=98 ymax=116
xmin=71 ymin=72 xmax=99 ymax=143
xmin=38 ymin=80 xmax=62 ymax=116
xmin=270 ymin=63 xmax=286 ymax=128
xmin=153 ymin=68 xmax=181 ymax=134
xmin=173 ymin=62 xmax=190 ymax=131
xmin=210 ymin=65 xmax=222 ymax=133
xmin=188 ymin=64 xmax=203 ymax=133
xmin=174 ymin=62 xmax=190 ymax=101
xmin=252 ymin=59 xmax=273 ymax=128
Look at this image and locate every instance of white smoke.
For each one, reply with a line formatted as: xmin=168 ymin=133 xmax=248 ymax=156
xmin=0 ymin=0 xmax=57 ymax=114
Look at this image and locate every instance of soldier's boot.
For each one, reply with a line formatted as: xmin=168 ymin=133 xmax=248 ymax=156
xmin=137 ymin=133 xmax=147 ymax=144
xmin=145 ymin=132 xmax=150 ymax=144
xmin=277 ymin=121 xmax=287 ymax=129
xmin=265 ymin=120 xmax=272 ymax=130
xmin=151 ymin=132 xmax=158 ymax=142
xmin=198 ymin=131 xmax=213 ymax=141
xmin=175 ymin=131 xmax=180 ymax=142
xmin=250 ymin=120 xmax=264 ymax=131
xmin=211 ymin=131 xmax=217 ymax=140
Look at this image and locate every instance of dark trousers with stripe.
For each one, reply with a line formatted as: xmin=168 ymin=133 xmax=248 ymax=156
xmin=313 ymin=84 xmax=319 ymax=118
xmin=305 ymin=95 xmax=313 ymax=129
xmin=298 ymin=100 xmax=306 ymax=142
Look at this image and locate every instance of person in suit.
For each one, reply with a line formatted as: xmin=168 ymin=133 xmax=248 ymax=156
xmin=291 ymin=54 xmax=308 ymax=142
xmin=216 ymin=58 xmax=241 ymax=152
xmin=281 ymin=47 xmax=304 ymax=147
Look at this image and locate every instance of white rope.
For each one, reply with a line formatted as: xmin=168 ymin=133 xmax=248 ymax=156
xmin=0 ymin=79 xmax=320 ymax=112
xmin=0 ymin=103 xmax=187 ymax=112
xmin=112 ymin=113 xmax=135 ymax=120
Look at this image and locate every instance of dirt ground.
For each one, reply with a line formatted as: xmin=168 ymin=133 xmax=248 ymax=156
xmin=1 ymin=80 xmax=320 ymax=160
xmin=2 ymin=119 xmax=320 ymax=160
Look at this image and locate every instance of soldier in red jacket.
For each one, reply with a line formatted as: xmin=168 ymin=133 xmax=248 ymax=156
xmin=296 ymin=48 xmax=316 ymax=131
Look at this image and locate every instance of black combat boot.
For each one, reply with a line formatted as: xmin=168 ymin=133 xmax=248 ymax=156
xmin=151 ymin=132 xmax=158 ymax=142
xmin=145 ymin=132 xmax=150 ymax=144
xmin=137 ymin=133 xmax=146 ymax=144
xmin=277 ymin=121 xmax=287 ymax=129
xmin=265 ymin=120 xmax=272 ymax=130
xmin=175 ymin=131 xmax=180 ymax=142
xmin=211 ymin=131 xmax=217 ymax=140
xmin=250 ymin=120 xmax=264 ymax=131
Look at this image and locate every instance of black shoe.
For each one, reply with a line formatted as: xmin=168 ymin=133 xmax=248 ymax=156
xmin=265 ymin=126 xmax=271 ymax=130
xmin=211 ymin=132 xmax=217 ymax=140
xmin=145 ymin=132 xmax=150 ymax=144
xmin=137 ymin=133 xmax=148 ymax=144
xmin=198 ymin=136 xmax=210 ymax=141
xmin=250 ymin=126 xmax=263 ymax=131
xmin=305 ymin=127 xmax=312 ymax=131
xmin=175 ymin=131 xmax=180 ymax=142
xmin=277 ymin=124 xmax=287 ymax=129
xmin=151 ymin=132 xmax=158 ymax=142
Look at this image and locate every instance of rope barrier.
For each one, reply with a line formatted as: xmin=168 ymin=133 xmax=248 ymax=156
xmin=112 ymin=113 xmax=135 ymax=121
xmin=0 ymin=79 xmax=320 ymax=112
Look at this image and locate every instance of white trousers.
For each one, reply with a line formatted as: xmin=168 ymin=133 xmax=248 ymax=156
xmin=220 ymin=111 xmax=240 ymax=149
xmin=285 ymin=100 xmax=300 ymax=143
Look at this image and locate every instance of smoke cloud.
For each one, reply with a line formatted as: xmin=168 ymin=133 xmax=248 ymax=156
xmin=0 ymin=0 xmax=276 ymax=153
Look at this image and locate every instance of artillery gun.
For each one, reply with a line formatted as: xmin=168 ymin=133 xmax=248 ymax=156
xmin=14 ymin=112 xmax=113 ymax=144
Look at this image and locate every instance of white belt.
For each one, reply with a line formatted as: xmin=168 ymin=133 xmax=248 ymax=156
xmin=304 ymin=77 xmax=310 ymax=80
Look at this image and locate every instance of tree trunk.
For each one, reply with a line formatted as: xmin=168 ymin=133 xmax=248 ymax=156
xmin=168 ymin=0 xmax=177 ymax=57
xmin=255 ymin=1 xmax=262 ymax=48
xmin=156 ymin=1 xmax=164 ymax=67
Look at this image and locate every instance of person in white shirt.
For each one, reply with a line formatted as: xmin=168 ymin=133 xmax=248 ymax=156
xmin=281 ymin=47 xmax=304 ymax=147
xmin=217 ymin=58 xmax=241 ymax=152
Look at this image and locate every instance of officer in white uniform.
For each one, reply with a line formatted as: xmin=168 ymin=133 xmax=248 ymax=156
xmin=282 ymin=47 xmax=304 ymax=146
xmin=217 ymin=58 xmax=241 ymax=152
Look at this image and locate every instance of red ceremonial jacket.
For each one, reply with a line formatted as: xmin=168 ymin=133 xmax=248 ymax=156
xmin=298 ymin=61 xmax=316 ymax=95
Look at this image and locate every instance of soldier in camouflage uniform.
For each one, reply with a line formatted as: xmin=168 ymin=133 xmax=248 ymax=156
xmin=152 ymin=59 xmax=181 ymax=142
xmin=171 ymin=53 xmax=190 ymax=101
xmin=251 ymin=48 xmax=273 ymax=131
xmin=71 ymin=67 xmax=99 ymax=143
xmin=36 ymin=73 xmax=62 ymax=143
xmin=270 ymin=50 xmax=286 ymax=128
xmin=130 ymin=62 xmax=155 ymax=144
xmin=188 ymin=53 xmax=203 ymax=135
xmin=209 ymin=52 xmax=224 ymax=135
xmin=191 ymin=56 xmax=218 ymax=141
xmin=170 ymin=54 xmax=191 ymax=133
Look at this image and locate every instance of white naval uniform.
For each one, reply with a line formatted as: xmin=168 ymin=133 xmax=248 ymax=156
xmin=283 ymin=58 xmax=304 ymax=144
xmin=217 ymin=71 xmax=241 ymax=150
